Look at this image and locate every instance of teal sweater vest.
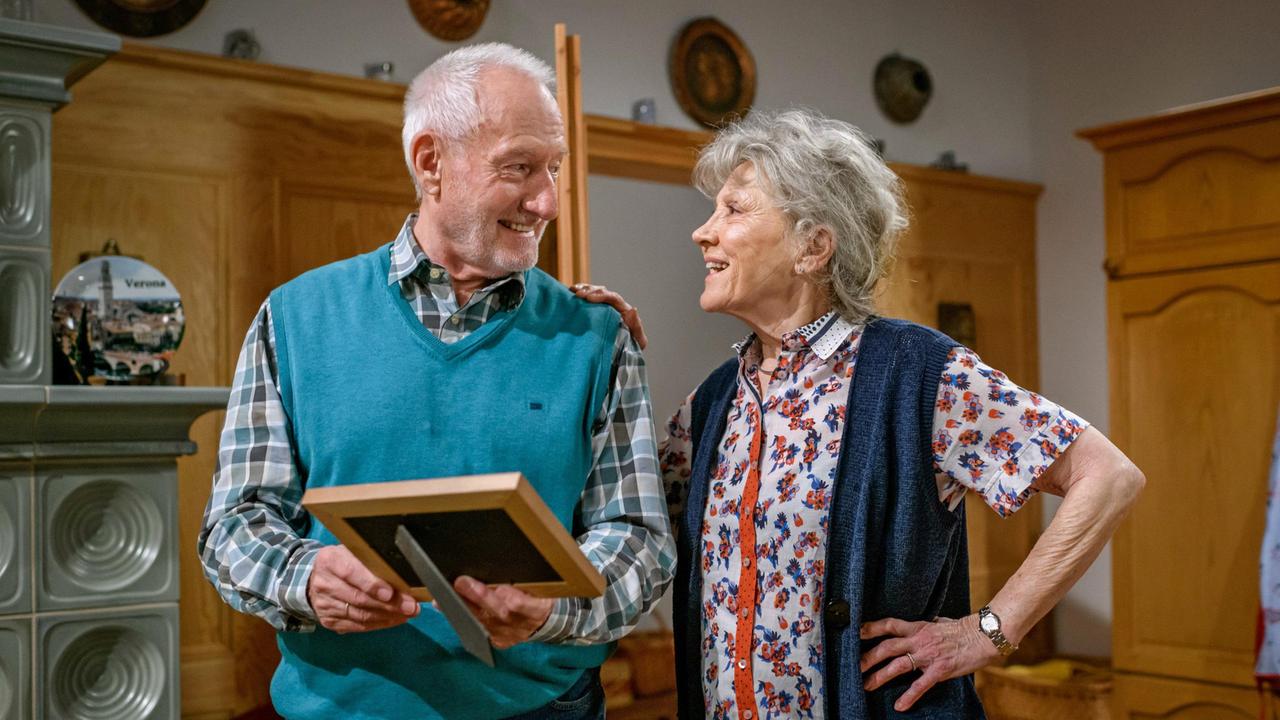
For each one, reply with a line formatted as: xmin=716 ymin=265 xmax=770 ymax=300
xmin=266 ymin=245 xmax=620 ymax=720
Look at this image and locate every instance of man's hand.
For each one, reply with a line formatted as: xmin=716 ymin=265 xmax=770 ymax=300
xmin=307 ymin=545 xmax=420 ymax=634
xmin=858 ymin=615 xmax=1000 ymax=711
xmin=570 ymin=283 xmax=648 ymax=350
xmin=453 ymin=575 xmax=555 ymax=649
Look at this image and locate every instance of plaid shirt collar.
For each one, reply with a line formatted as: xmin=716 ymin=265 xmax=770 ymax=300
xmin=387 ymin=213 xmax=526 ymax=308
xmin=732 ymin=310 xmax=860 ymax=363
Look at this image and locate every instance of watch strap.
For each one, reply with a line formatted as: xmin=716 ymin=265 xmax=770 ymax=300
xmin=978 ymin=605 xmax=1018 ymax=656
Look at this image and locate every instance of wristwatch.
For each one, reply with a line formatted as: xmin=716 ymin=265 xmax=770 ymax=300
xmin=978 ymin=605 xmax=1018 ymax=656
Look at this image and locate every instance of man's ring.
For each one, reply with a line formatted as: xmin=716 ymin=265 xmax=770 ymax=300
xmin=906 ymin=652 xmax=918 ymax=671
xmin=344 ymin=601 xmax=350 ymax=618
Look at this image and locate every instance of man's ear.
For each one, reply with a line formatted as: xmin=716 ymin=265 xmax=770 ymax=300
xmin=797 ymin=226 xmax=835 ymax=275
xmin=412 ymin=132 xmax=444 ymax=196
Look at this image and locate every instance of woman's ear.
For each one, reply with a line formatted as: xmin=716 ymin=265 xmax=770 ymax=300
xmin=412 ymin=132 xmax=444 ymax=197
xmin=796 ymin=226 xmax=835 ymax=275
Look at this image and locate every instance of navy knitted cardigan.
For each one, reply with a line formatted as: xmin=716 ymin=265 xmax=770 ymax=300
xmin=676 ymin=318 xmax=987 ymax=718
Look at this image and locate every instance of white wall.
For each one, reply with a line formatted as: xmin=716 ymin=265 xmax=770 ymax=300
xmin=1024 ymin=0 xmax=1280 ymax=655
xmin=37 ymin=0 xmax=1036 ymax=178
xmin=587 ymin=177 xmax=742 ymax=429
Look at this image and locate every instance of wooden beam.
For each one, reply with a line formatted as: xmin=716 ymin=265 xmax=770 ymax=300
xmin=585 ymin=114 xmax=713 ymax=185
xmin=554 ymin=24 xmax=590 ymax=285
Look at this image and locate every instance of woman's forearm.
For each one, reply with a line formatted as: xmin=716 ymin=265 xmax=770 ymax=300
xmin=986 ymin=427 xmax=1145 ymax=646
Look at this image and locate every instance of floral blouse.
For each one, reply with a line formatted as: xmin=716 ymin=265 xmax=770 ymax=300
xmin=659 ymin=312 xmax=1089 ymax=720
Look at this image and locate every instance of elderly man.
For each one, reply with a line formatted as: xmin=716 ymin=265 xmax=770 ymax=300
xmin=198 ymin=43 xmax=674 ymax=720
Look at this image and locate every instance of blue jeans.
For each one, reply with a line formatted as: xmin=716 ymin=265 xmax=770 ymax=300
xmin=504 ymin=668 xmax=605 ymax=720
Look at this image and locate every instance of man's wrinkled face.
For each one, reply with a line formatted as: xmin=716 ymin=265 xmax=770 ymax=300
xmin=436 ymin=68 xmax=567 ymax=276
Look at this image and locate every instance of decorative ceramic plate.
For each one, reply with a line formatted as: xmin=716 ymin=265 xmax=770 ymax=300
xmin=669 ymin=17 xmax=756 ymax=128
xmin=51 ymin=256 xmax=184 ymax=384
xmin=407 ymin=0 xmax=490 ymax=42
xmin=72 ymin=0 xmax=208 ymax=38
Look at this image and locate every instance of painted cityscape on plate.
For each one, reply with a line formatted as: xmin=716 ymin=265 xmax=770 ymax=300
xmin=51 ymin=256 xmax=185 ymax=384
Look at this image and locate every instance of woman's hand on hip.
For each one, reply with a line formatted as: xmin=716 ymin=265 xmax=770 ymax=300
xmin=858 ymin=615 xmax=1000 ymax=711
xmin=570 ymin=283 xmax=648 ymax=350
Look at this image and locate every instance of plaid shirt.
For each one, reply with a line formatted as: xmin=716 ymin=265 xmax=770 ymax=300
xmin=199 ymin=215 xmax=675 ymax=644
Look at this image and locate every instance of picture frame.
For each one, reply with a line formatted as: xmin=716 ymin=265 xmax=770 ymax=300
xmin=302 ymin=472 xmax=605 ymax=602
xmin=669 ymin=17 xmax=756 ymax=128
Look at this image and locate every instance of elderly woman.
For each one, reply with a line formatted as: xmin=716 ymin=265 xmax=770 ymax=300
xmin=577 ymin=108 xmax=1143 ymax=719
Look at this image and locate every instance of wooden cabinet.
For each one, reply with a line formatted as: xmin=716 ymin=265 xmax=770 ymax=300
xmin=1081 ymin=86 xmax=1280 ymax=714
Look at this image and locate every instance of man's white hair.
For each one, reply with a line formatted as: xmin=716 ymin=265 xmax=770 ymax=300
xmin=402 ymin=43 xmax=557 ymax=197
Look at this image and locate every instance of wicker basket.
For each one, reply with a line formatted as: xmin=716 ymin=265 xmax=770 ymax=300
xmin=978 ymin=658 xmax=1112 ymax=720
xmin=601 ymin=654 xmax=635 ymax=709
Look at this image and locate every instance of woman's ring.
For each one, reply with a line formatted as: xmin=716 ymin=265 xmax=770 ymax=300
xmin=906 ymin=652 xmax=918 ymax=671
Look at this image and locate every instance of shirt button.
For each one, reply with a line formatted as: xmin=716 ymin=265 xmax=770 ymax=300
xmin=450 ymin=316 xmax=460 ymax=325
xmin=740 ymin=608 xmax=749 ymax=618
xmin=744 ymin=712 xmax=754 ymax=720
xmin=743 ymin=557 xmax=752 ymax=568
xmin=429 ymin=268 xmax=441 ymax=279
xmin=737 ymin=659 xmax=747 ymax=670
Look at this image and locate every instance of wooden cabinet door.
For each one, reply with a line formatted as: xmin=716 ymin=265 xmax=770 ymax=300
xmin=1109 ymin=261 xmax=1280 ymax=686
xmin=1113 ymin=672 xmax=1270 ymax=720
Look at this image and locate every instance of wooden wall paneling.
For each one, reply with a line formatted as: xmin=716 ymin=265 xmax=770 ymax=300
xmin=1108 ymin=261 xmax=1279 ymax=686
xmin=278 ymin=183 xmax=414 ymax=280
xmin=1112 ymin=672 xmax=1270 ymax=720
xmin=227 ymin=175 xmax=284 ymax=344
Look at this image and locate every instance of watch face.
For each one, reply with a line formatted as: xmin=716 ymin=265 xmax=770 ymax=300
xmin=980 ymin=613 xmax=999 ymax=633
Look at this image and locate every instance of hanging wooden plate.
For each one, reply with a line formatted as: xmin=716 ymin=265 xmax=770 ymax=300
xmin=72 ymin=0 xmax=207 ymax=38
xmin=407 ymin=0 xmax=490 ymax=42
xmin=669 ymin=17 xmax=756 ymax=128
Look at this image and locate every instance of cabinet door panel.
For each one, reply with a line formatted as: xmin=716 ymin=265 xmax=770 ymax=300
xmin=1105 ymin=119 xmax=1280 ymax=276
xmin=1113 ymin=672 xmax=1267 ymax=720
xmin=1109 ymin=261 xmax=1280 ymax=686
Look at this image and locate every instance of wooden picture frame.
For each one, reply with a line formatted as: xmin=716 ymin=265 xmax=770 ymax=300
xmin=302 ymin=472 xmax=605 ymax=601
xmin=669 ymin=16 xmax=756 ymax=128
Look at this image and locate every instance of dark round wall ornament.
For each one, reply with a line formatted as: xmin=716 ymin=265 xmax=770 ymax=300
xmin=873 ymin=53 xmax=933 ymax=124
xmin=72 ymin=0 xmax=208 ymax=38
xmin=407 ymin=0 xmax=490 ymax=42
xmin=669 ymin=17 xmax=756 ymax=128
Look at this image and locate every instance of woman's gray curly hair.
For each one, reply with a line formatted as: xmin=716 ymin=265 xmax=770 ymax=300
xmin=692 ymin=108 xmax=907 ymax=324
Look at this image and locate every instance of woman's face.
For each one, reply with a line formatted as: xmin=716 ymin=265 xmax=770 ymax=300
xmin=692 ymin=162 xmax=801 ymax=322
